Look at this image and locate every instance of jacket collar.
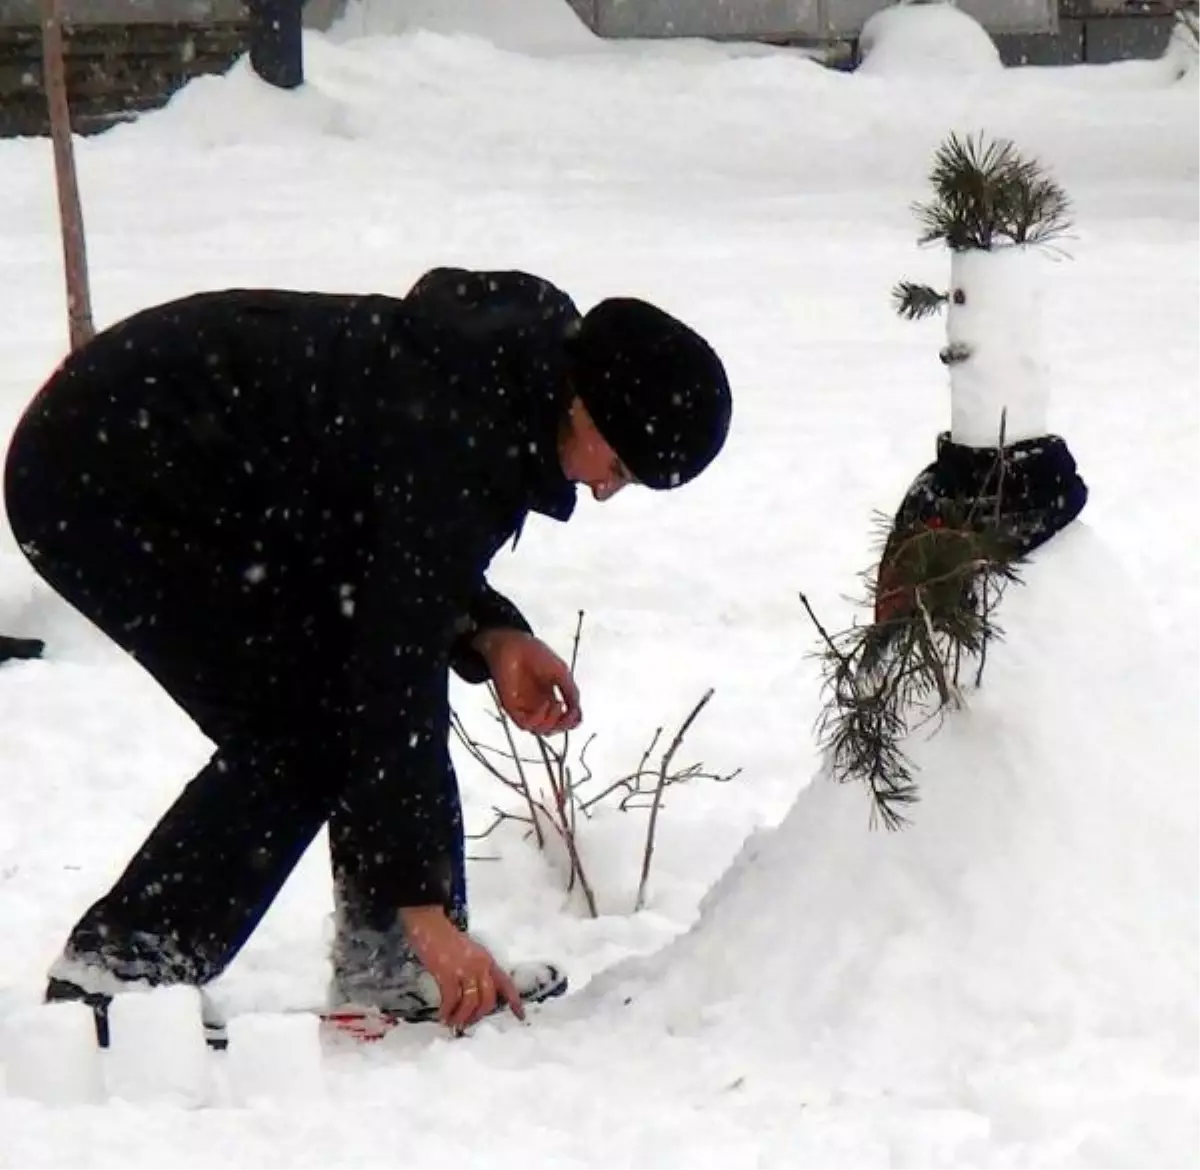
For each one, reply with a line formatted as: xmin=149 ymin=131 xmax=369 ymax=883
xmin=509 ymin=362 xmax=577 ymax=526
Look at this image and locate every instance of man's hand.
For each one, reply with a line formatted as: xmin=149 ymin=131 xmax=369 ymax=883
xmin=400 ymin=905 xmax=524 ymax=1030
xmin=472 ymin=628 xmax=582 ymax=736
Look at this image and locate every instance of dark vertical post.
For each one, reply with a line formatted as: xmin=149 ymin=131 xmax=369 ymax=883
xmin=248 ymin=0 xmax=305 ymax=89
xmin=40 ymin=0 xmax=94 ymax=350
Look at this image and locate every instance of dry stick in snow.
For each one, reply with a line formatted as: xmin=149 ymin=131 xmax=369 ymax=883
xmin=489 ymin=685 xmax=546 ymax=849
xmin=976 ymin=409 xmax=1009 ymax=687
xmin=634 ymin=687 xmax=715 ymax=912
xmin=40 ymin=0 xmax=93 ymax=350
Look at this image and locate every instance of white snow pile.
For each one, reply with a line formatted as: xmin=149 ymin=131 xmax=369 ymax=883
xmin=584 ymin=522 xmax=1199 ymax=1156
xmin=328 ymin=0 xmax=596 ymax=53
xmin=858 ymin=1 xmax=1004 ymax=77
xmin=1163 ymin=11 xmax=1199 ymax=82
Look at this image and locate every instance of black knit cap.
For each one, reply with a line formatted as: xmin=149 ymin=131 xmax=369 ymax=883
xmin=565 ymin=298 xmax=732 ymax=490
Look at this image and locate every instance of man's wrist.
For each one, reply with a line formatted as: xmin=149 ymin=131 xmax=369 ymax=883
xmin=469 ymin=626 xmax=529 ymax=659
xmin=399 ymin=904 xmax=449 ymax=930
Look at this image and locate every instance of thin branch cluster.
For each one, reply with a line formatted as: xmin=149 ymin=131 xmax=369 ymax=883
xmin=801 ymin=430 xmax=1024 ymax=829
xmin=452 ymin=612 xmax=740 ymax=916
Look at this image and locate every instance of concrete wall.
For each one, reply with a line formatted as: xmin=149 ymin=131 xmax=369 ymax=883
xmin=565 ymin=0 xmax=1059 ymax=38
xmin=302 ymin=0 xmax=344 ymax=30
xmin=0 ymin=0 xmax=351 ymax=29
xmin=997 ymin=12 xmax=1176 ymax=65
xmin=3 ymin=0 xmax=1168 ymax=55
xmin=0 ymin=0 xmax=246 ymax=23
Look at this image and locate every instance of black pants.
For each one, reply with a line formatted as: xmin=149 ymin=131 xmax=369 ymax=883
xmin=4 ymin=411 xmax=467 ymax=988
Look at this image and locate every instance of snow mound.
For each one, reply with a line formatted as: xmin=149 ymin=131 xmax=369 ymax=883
xmin=589 ymin=524 xmax=1198 ymax=1109
xmin=1163 ymin=12 xmax=1199 ymax=82
xmin=134 ymin=57 xmax=358 ymax=148
xmin=858 ymin=1 xmax=1003 ymax=77
xmin=329 ymin=0 xmax=595 ymax=53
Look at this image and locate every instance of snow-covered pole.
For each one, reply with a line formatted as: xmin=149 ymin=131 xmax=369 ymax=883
xmin=248 ymin=0 xmax=305 ymax=90
xmin=39 ymin=0 xmax=94 ymax=350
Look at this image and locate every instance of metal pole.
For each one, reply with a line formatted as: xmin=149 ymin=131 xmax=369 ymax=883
xmin=40 ymin=0 xmax=94 ymax=350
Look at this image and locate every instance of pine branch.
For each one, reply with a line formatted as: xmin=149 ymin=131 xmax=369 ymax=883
xmin=892 ymin=281 xmax=948 ymax=321
xmin=913 ymin=131 xmax=1073 ymax=252
xmin=802 ymin=505 xmax=1025 ymax=828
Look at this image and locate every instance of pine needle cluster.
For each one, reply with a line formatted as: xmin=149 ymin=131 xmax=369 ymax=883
xmin=915 ymin=132 xmax=1073 ymax=251
xmin=890 ymin=132 xmax=1074 ymax=321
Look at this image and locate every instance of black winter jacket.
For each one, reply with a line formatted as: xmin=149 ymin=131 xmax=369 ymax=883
xmin=8 ymin=268 xmax=583 ymax=907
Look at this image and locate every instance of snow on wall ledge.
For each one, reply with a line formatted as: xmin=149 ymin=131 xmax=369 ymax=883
xmin=582 ymin=522 xmax=1198 ymax=1106
xmin=858 ymin=2 xmax=1004 ymax=77
xmin=328 ymin=0 xmax=596 ymax=52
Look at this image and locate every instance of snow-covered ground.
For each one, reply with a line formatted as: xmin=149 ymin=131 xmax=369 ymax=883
xmin=1 ymin=2 xmax=1196 ymax=1165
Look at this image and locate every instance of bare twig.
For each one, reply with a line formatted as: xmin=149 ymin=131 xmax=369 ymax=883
xmin=635 ymin=688 xmax=716 ymax=912
xmin=465 ymin=806 xmax=530 ymax=842
xmin=581 ymin=730 xmax=661 ymax=813
xmin=799 ymin=592 xmax=853 ymax=670
xmin=541 ymin=797 xmax=599 ymax=917
xmin=488 ymin=683 xmax=545 ymax=849
xmin=976 ymin=409 xmax=1009 ymax=686
xmin=451 ymin=711 xmax=527 ymax=791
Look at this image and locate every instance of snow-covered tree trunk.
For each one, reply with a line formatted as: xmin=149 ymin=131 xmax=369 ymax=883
xmin=39 ymin=0 xmax=93 ymax=351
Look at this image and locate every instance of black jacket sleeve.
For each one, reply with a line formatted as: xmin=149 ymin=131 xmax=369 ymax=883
xmin=404 ymin=268 xmax=578 ymax=687
xmin=341 ymin=379 xmax=512 ymax=909
xmin=447 ymin=582 xmax=533 ymax=685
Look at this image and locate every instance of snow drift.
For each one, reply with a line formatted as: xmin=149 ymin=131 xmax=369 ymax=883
xmin=585 ymin=521 xmax=1198 ymax=1125
xmin=858 ymin=2 xmax=1004 ymax=77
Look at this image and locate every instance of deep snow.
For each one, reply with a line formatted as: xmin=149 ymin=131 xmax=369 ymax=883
xmin=0 ymin=1 xmax=1196 ymax=1166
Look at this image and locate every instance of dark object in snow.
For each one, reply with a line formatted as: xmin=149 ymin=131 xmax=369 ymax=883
xmin=880 ymin=431 xmax=1089 ymax=604
xmin=2 ymin=268 xmax=731 ymax=1021
xmin=0 ymin=634 xmax=43 ymax=664
xmin=248 ymin=0 xmax=304 ymax=90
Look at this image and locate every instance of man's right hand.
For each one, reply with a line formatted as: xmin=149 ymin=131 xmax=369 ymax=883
xmin=399 ymin=905 xmax=525 ymax=1030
